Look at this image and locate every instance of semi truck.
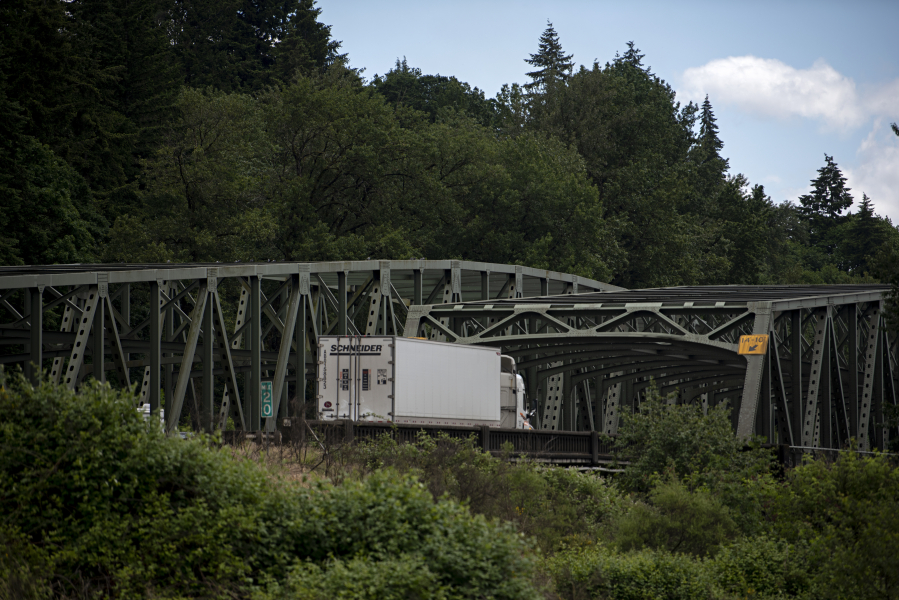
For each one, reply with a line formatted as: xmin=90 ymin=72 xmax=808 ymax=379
xmin=317 ymin=336 xmax=531 ymax=429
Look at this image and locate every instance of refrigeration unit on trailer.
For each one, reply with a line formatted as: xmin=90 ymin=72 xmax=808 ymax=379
xmin=317 ymin=336 xmax=529 ymax=428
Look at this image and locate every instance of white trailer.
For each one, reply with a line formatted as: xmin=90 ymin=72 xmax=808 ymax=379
xmin=317 ymin=336 xmax=529 ymax=428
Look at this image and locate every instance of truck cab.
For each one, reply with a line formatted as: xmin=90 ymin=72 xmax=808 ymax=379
xmin=499 ymin=356 xmax=529 ymax=429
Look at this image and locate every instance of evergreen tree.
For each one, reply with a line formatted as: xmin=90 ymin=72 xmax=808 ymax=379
xmin=529 ymin=47 xmax=722 ymax=287
xmin=169 ymin=0 xmax=342 ymax=91
xmin=844 ymin=194 xmax=891 ymax=274
xmin=798 ymin=154 xmax=853 ymax=255
xmin=692 ymin=95 xmax=729 ymax=211
xmin=0 ymin=0 xmax=107 ymax=264
xmin=523 ymin=21 xmax=574 ymax=95
xmin=697 ymin=96 xmax=728 ymax=180
xmin=615 ymin=41 xmax=647 ymax=71
xmin=62 ymin=0 xmax=180 ymax=217
xmin=0 ymin=0 xmax=79 ymax=149
xmin=271 ymin=0 xmax=345 ymax=81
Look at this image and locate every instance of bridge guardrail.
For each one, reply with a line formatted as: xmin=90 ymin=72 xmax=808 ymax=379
xmin=292 ymin=420 xmax=618 ymax=466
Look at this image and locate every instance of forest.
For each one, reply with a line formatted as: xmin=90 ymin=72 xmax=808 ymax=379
xmin=3 ymin=0 xmax=899 ymax=292
xmin=2 ymin=2 xmax=899 ymax=599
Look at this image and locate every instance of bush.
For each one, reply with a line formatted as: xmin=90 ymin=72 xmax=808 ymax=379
xmin=612 ymin=382 xmax=778 ymax=540
xmin=0 ymin=373 xmax=539 ymax=599
xmin=768 ymin=451 xmax=899 ymax=599
xmin=259 ymin=556 xmax=446 ymax=600
xmin=615 ymin=383 xmax=774 ymax=494
xmin=709 ymin=536 xmax=813 ymax=599
xmin=545 ymin=545 xmax=712 ymax=600
xmin=341 ymin=430 xmax=628 ymax=551
xmin=613 ymin=479 xmax=737 ymax=557
xmin=547 ymin=537 xmax=815 ymax=600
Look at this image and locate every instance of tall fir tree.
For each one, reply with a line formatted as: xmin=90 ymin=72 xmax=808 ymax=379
xmin=615 ymin=41 xmax=647 ymax=70
xmin=523 ymin=21 xmax=574 ymax=95
xmin=697 ymin=96 xmax=728 ymax=178
xmin=690 ymin=95 xmax=729 ymax=213
xmin=844 ymin=194 xmax=890 ymax=274
xmin=271 ymin=0 xmax=345 ymax=81
xmin=169 ymin=0 xmax=342 ymax=91
xmin=798 ymin=154 xmax=853 ymax=256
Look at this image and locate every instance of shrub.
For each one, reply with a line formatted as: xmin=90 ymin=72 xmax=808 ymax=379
xmin=545 ymin=545 xmax=712 ymax=600
xmin=709 ymin=535 xmax=813 ymax=599
xmin=615 ymin=383 xmax=774 ymax=494
xmin=0 ymin=372 xmax=539 ymax=599
xmin=613 ymin=479 xmax=737 ymax=557
xmin=259 ymin=556 xmax=446 ymax=600
xmin=768 ymin=451 xmax=899 ymax=599
xmin=612 ymin=382 xmax=778 ymax=540
xmin=341 ymin=430 xmax=629 ymax=551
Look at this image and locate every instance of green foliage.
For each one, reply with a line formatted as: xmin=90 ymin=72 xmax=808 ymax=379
xmin=614 ymin=383 xmax=771 ymax=492
xmin=0 ymin=373 xmax=538 ymax=599
xmin=524 ymin=21 xmax=574 ymax=95
xmin=169 ymin=0 xmax=342 ymax=91
xmin=613 ymin=480 xmax=738 ymax=557
xmin=843 ymin=194 xmax=898 ymax=275
xmin=371 ymin=58 xmax=498 ymax=127
xmin=0 ymin=136 xmax=103 ymax=265
xmin=108 ymin=87 xmax=273 ymax=262
xmin=709 ymin=536 xmax=814 ymax=599
xmin=612 ymin=383 xmax=778 ymax=539
xmin=529 ymin=49 xmax=727 ymax=287
xmin=871 ymin=236 xmax=899 ymax=341
xmin=341 ymin=431 xmax=628 ymax=552
xmin=798 ymin=154 xmax=854 ymax=257
xmin=260 ymin=556 xmax=447 ymax=600
xmin=0 ymin=525 xmax=54 ymax=600
xmin=548 ymin=535 xmax=817 ymax=600
xmin=546 ymin=545 xmax=712 ymax=600
xmin=767 ymin=451 xmax=899 ymax=599
xmin=109 ymin=73 xmax=619 ymax=280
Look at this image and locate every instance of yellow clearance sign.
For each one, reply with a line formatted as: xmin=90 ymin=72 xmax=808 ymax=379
xmin=738 ymin=335 xmax=769 ymax=355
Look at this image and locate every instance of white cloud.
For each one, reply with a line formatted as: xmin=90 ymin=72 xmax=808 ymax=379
xmin=681 ymin=56 xmax=885 ymax=132
xmin=844 ymin=121 xmax=899 ymax=222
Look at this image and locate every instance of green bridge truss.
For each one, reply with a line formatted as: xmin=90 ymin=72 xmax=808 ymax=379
xmin=405 ymin=285 xmax=897 ymax=451
xmin=0 ymin=261 xmax=615 ymax=434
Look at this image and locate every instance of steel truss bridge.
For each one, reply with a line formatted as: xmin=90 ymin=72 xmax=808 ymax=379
xmin=405 ymin=285 xmax=898 ymax=451
xmin=0 ymin=261 xmax=616 ymax=435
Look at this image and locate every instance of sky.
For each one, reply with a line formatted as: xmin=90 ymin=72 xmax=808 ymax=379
xmin=319 ymin=0 xmax=899 ymax=222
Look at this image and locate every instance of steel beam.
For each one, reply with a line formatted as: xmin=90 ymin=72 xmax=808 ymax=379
xmin=267 ymin=276 xmax=300 ymax=432
xmin=26 ymin=287 xmax=42 ymax=384
xmin=167 ymin=282 xmax=208 ymax=433
xmin=64 ymin=287 xmax=99 ymax=389
xmin=202 ymin=280 xmax=214 ymax=432
xmin=801 ymin=310 xmax=828 ymax=447
xmin=858 ymin=304 xmax=881 ymax=451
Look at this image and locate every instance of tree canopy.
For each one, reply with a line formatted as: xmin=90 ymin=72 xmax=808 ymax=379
xmin=1 ymin=5 xmax=897 ymax=291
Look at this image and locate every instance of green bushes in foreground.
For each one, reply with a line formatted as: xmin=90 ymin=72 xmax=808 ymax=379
xmin=3 ymin=371 xmax=899 ymax=600
xmin=337 ymin=429 xmax=630 ymax=552
xmin=546 ymin=537 xmax=815 ymax=600
xmin=0 ymin=372 xmax=538 ymax=600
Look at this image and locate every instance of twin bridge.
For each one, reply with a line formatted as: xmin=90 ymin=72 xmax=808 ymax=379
xmin=0 ymin=261 xmax=895 ymax=453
